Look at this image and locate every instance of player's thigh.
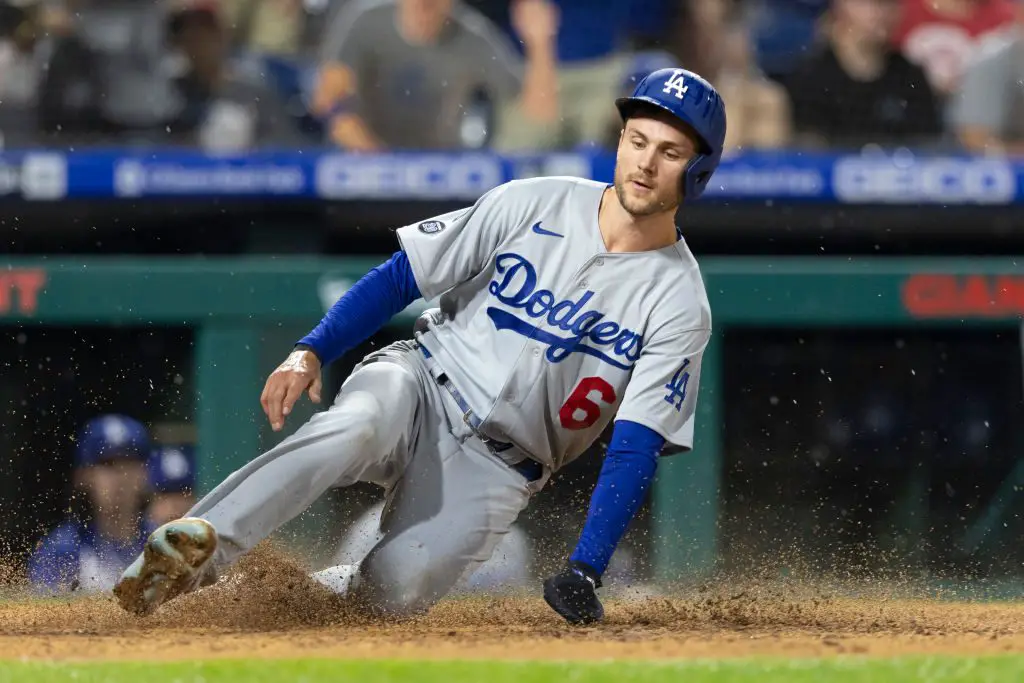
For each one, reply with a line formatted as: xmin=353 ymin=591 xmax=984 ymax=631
xmin=186 ymin=349 xmax=427 ymax=531
xmin=218 ymin=346 xmax=425 ymax=493
xmin=355 ymin=440 xmax=532 ymax=616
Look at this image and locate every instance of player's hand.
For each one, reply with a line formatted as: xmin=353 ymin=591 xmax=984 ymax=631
xmin=543 ymin=561 xmax=604 ymax=625
xmin=260 ymin=348 xmax=323 ymax=432
xmin=511 ymin=0 xmax=559 ymax=49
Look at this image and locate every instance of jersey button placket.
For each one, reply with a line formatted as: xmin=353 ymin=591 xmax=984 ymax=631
xmin=578 ymin=262 xmax=592 ymax=289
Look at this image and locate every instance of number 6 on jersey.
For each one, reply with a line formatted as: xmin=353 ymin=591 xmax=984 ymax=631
xmin=559 ymin=377 xmax=617 ymax=430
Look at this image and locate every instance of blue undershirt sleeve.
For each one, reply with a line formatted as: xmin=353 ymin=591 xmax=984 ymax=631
xmin=296 ymin=250 xmax=422 ymax=366
xmin=570 ymin=419 xmax=665 ymax=575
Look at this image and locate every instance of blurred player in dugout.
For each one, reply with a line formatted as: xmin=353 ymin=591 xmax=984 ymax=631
xmin=28 ymin=415 xmax=197 ymax=594
xmin=145 ymin=445 xmax=197 ymax=527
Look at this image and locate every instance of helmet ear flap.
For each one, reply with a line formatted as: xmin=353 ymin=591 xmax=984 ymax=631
xmin=683 ymin=152 xmax=720 ymax=200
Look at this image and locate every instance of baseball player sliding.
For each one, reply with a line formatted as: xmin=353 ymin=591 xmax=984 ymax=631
xmin=113 ymin=67 xmax=726 ymax=626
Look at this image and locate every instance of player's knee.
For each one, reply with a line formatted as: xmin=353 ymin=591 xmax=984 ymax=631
xmin=339 ymin=363 xmax=418 ymax=450
xmin=369 ymin=582 xmax=438 ymax=618
xmin=357 ymin=554 xmax=449 ymax=618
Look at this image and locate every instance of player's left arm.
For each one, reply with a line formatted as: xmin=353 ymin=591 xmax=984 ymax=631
xmin=268 ymin=180 xmax=528 ymax=429
xmin=544 ymin=419 xmax=663 ymax=625
xmin=295 ymin=250 xmax=422 ymax=367
xmin=264 ymin=250 xmax=422 ymax=430
xmin=296 ymin=176 xmax=526 ymax=365
xmin=544 ymin=325 xmax=711 ymax=624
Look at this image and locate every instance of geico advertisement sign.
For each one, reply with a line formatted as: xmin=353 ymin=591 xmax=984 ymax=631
xmin=833 ymin=157 xmax=1015 ymax=204
xmin=315 ymin=154 xmax=502 ymax=200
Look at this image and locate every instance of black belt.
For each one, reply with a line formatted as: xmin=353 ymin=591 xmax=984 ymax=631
xmin=511 ymin=458 xmax=544 ymax=482
xmin=417 ymin=342 xmax=543 ymax=483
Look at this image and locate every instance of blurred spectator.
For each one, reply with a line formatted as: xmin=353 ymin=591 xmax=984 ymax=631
xmin=0 ymin=1 xmax=47 ymax=147
xmin=894 ymin=0 xmax=1016 ymax=98
xmin=0 ymin=1 xmax=43 ymax=107
xmin=950 ymin=2 xmax=1024 ymax=155
xmin=312 ymin=0 xmax=558 ymax=151
xmin=711 ymin=9 xmax=792 ymax=151
xmin=487 ymin=0 xmax=674 ymax=151
xmin=164 ymin=0 xmax=307 ymax=151
xmin=748 ymin=0 xmax=830 ymax=81
xmin=145 ymin=445 xmax=197 ymax=527
xmin=35 ymin=0 xmax=304 ymax=149
xmin=28 ymin=415 xmax=153 ymax=595
xmin=37 ymin=0 xmax=181 ymax=141
xmin=222 ymin=0 xmax=306 ymax=57
xmin=222 ymin=0 xmax=342 ymax=58
xmin=785 ymin=0 xmax=942 ymax=149
xmin=668 ymin=0 xmax=735 ymax=86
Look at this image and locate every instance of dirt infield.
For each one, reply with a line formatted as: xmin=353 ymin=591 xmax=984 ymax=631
xmin=3 ymin=546 xmax=1024 ymax=662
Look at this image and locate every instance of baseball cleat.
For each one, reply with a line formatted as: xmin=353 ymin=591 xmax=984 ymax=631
xmin=113 ymin=517 xmax=218 ymax=616
xmin=310 ymin=563 xmax=362 ymax=596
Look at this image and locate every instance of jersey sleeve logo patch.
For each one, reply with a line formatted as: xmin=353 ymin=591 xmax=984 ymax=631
xmin=418 ymin=221 xmax=445 ymax=235
xmin=663 ymin=358 xmax=691 ymax=411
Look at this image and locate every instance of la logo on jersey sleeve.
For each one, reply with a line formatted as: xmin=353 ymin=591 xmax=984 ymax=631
xmin=663 ymin=358 xmax=691 ymax=411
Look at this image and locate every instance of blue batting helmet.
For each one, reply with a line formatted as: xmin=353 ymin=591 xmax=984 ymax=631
xmin=75 ymin=414 xmax=150 ymax=468
xmin=147 ymin=445 xmax=196 ymax=494
xmin=615 ymin=67 xmax=727 ymax=201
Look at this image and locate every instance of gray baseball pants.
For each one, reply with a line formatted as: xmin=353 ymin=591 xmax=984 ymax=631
xmin=185 ymin=340 xmax=541 ymax=615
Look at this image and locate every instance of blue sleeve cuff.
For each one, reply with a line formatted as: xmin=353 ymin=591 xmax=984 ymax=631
xmin=297 ymin=250 xmax=421 ymax=366
xmin=569 ymin=420 xmax=665 ymax=576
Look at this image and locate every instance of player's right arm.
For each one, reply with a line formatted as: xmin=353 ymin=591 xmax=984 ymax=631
xmin=263 ymin=181 xmax=526 ymax=430
xmin=262 ymin=250 xmax=421 ymax=431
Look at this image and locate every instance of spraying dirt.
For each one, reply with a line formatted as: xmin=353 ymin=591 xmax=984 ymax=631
xmin=2 ymin=544 xmax=1023 ymax=662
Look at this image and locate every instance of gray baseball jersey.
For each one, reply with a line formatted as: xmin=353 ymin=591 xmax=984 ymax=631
xmin=397 ymin=176 xmax=712 ymax=472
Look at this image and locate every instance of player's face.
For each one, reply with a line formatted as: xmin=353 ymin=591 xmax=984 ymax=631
xmin=614 ymin=116 xmax=698 ymax=217
xmin=85 ymin=459 xmax=148 ymax=521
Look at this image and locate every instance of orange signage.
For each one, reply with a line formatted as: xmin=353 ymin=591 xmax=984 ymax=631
xmin=903 ymin=274 xmax=1024 ymax=318
xmin=0 ymin=269 xmax=46 ymax=315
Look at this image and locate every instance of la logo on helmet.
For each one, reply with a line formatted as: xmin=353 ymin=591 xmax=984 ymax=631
xmin=662 ymin=70 xmax=689 ymax=100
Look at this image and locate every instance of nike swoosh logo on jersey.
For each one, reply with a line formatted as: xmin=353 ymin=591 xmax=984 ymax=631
xmin=485 ymin=253 xmax=643 ymax=370
xmin=531 ymin=222 xmax=563 ymax=238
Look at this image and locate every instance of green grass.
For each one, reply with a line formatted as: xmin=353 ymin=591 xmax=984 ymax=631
xmin=1 ymin=657 xmax=1023 ymax=683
